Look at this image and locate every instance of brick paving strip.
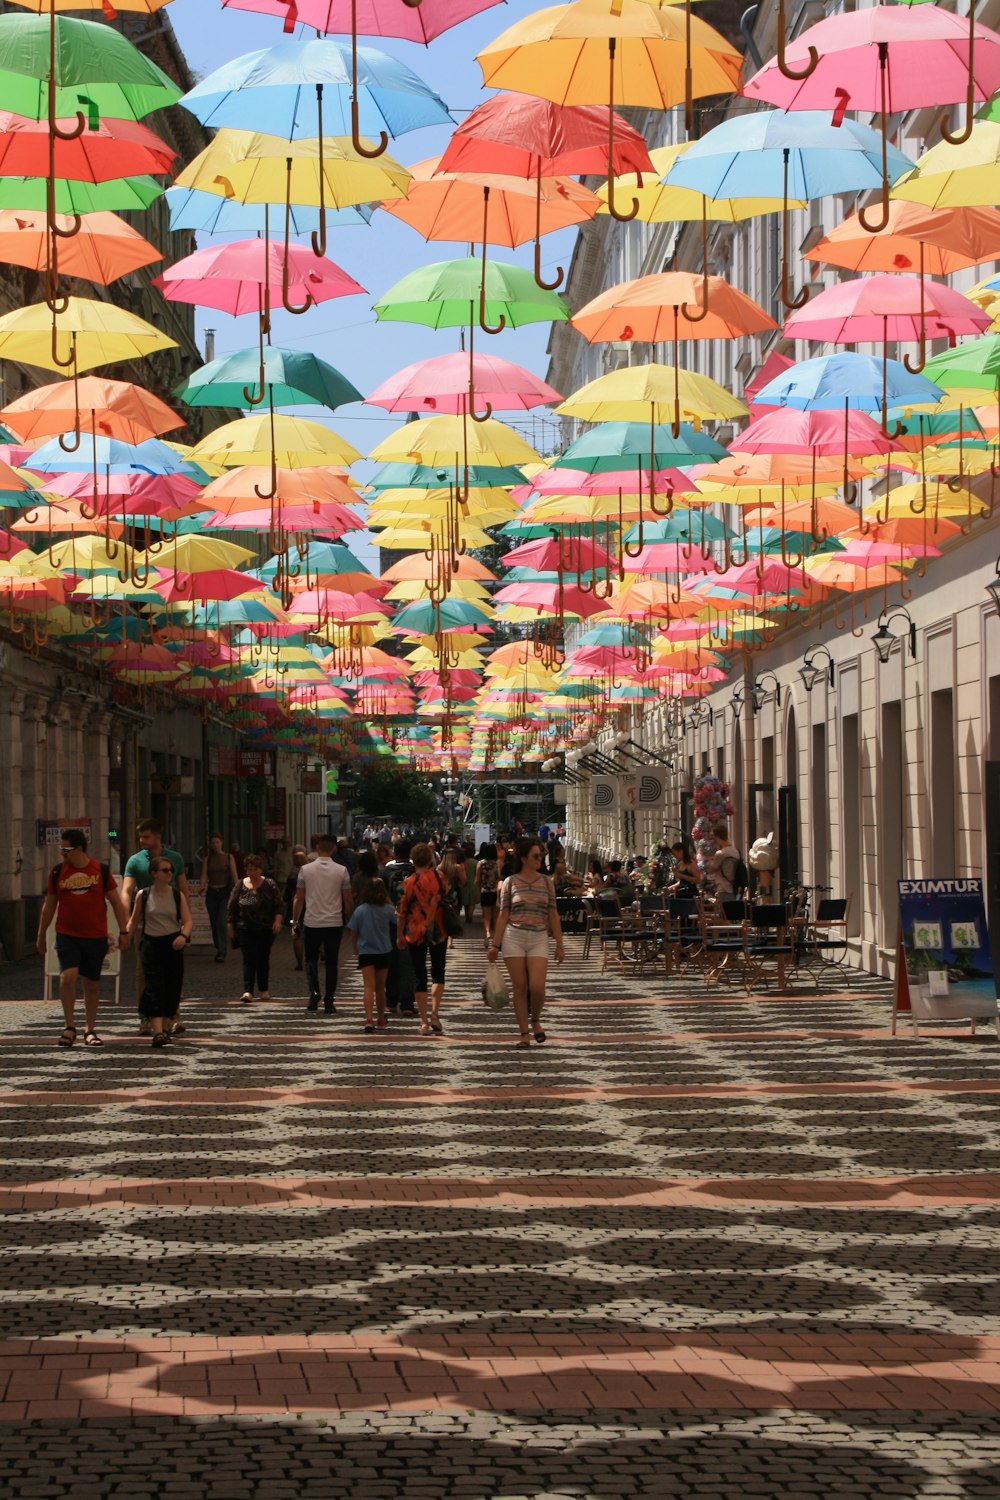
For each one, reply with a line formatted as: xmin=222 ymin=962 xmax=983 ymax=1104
xmin=2 ymin=1172 xmax=1000 ymax=1212
xmin=2 ymin=1330 xmax=1000 ymax=1418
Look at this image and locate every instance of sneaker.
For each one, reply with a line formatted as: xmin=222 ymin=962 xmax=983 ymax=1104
xmin=170 ymin=1020 xmax=186 ymax=1036
xmin=364 ymin=1023 xmax=376 ymax=1034
xmin=307 ymin=997 xmax=320 ymax=1012
xmin=376 ymin=1016 xmax=389 ymax=1031
xmin=324 ymin=1003 xmax=337 ymax=1015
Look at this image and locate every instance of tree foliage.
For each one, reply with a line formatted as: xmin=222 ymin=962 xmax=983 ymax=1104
xmin=349 ymin=760 xmax=437 ymax=824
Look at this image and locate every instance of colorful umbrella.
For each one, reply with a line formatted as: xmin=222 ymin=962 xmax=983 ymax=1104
xmin=366 ymin=351 xmax=559 ymax=420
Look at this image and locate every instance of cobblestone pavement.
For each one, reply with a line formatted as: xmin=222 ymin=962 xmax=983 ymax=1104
xmin=3 ymin=925 xmax=1000 ymax=1497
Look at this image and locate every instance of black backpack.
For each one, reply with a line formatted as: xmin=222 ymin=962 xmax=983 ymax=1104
xmin=385 ymin=860 xmax=414 ymax=908
xmin=720 ymin=854 xmax=750 ymax=892
xmin=51 ymin=861 xmax=112 ymax=894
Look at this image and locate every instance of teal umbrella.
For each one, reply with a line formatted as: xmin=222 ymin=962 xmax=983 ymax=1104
xmin=554 ymin=421 xmax=726 ymax=474
xmin=175 ymin=346 xmax=363 ymax=412
xmin=392 ymin=598 xmax=492 ymax=633
xmin=368 ymin=461 xmax=525 ymax=490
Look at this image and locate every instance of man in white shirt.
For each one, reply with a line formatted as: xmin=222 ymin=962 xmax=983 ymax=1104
xmin=292 ymin=835 xmax=354 ymax=1014
xmin=710 ymin=823 xmax=743 ymax=897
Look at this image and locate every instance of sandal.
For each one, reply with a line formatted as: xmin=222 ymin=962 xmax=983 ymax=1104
xmin=532 ymin=1029 xmax=547 ymax=1044
xmin=429 ymin=1018 xmax=443 ymax=1035
xmin=517 ymin=1031 xmax=531 ymax=1047
xmin=420 ymin=1023 xmax=432 ymax=1036
xmin=83 ymin=1030 xmax=103 ymax=1047
xmin=59 ymin=1026 xmax=76 ymax=1048
xmin=240 ymin=993 xmax=253 ymax=1004
xmin=151 ymin=1032 xmax=170 ymax=1049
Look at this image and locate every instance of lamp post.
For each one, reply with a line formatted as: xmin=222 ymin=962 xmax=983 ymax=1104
xmin=798 ymin=643 xmax=836 ymax=694
xmin=872 ymin=607 xmax=917 ymax=665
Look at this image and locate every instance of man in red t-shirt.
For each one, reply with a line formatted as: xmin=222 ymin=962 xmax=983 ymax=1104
xmin=36 ymin=829 xmax=131 ymax=1048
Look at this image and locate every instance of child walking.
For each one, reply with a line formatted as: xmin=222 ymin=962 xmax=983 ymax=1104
xmin=347 ymin=877 xmax=394 ymax=1034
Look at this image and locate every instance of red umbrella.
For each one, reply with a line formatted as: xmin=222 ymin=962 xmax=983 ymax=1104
xmin=0 ymin=110 xmax=174 ymax=183
xmin=436 ymin=93 xmax=654 ymax=284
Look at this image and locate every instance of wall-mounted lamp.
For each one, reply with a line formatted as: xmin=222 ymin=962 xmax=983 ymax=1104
xmin=748 ymin=671 xmax=782 ymax=715
xmin=614 ymin=732 xmax=673 ymax=767
xmin=729 ymin=686 xmax=744 ymax=718
xmin=872 ymin=606 xmax=917 ymax=665
xmin=986 ymin=557 xmax=1000 ymax=614
xmin=798 ymin=643 xmax=836 ymax=694
xmin=687 ymin=702 xmax=714 ymax=731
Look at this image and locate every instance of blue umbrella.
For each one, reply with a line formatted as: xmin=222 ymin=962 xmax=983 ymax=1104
xmin=668 ymin=109 xmax=915 ymax=312
xmin=754 ymin=352 xmax=942 ymax=412
xmin=165 ymin=186 xmax=371 ymax=236
xmin=26 ymin=436 xmax=188 ymax=476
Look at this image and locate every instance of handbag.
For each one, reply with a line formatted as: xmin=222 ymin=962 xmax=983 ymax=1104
xmin=436 ymin=873 xmax=464 ymax=938
xmin=482 ymin=959 xmax=510 ymax=1011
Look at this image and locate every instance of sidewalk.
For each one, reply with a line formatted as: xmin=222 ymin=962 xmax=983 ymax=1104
xmin=2 ymin=923 xmax=1000 ymax=1497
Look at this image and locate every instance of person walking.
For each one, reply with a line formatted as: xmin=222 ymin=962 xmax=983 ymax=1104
xmin=200 ymin=833 xmax=238 ymax=963
xmin=460 ymin=840 xmax=477 ymax=924
xmin=36 ymin=828 xmax=131 ymax=1048
xmin=292 ymin=835 xmax=353 ymax=1014
xmin=120 ymin=819 xmax=189 ymax=1035
xmin=284 ymin=846 xmax=308 ymax=969
xmin=383 ymin=839 xmax=416 ymax=1016
xmin=126 ymin=858 xmax=192 ymax=1047
xmin=438 ymin=847 xmax=465 ymax=950
xmin=396 ymin=842 xmax=448 ymax=1036
xmin=347 ymin=876 xmax=394 ymax=1033
xmin=474 ymin=843 xmax=500 ymax=947
xmin=488 ymin=838 xmax=565 ymax=1047
xmin=226 ymin=854 xmax=284 ymax=1003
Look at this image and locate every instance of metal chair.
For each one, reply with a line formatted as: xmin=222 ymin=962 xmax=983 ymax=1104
xmin=798 ymin=896 xmax=853 ymax=987
xmin=700 ymin=897 xmax=753 ymax=987
xmin=743 ymin=903 xmax=796 ymax=993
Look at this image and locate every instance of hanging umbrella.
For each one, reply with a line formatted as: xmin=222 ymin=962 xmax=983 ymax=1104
xmin=666 ymin=108 xmax=914 ymax=309
xmin=752 ymin=352 xmax=942 ymax=414
xmin=375 ymin=253 xmax=568 ymax=334
xmin=0 ymin=295 xmax=176 ymax=373
xmin=476 ymin=0 xmax=742 ymax=176
xmin=1 ymin=376 xmax=183 ymax=450
xmin=0 ymin=107 xmax=174 ymax=181
xmin=366 ymin=351 xmax=560 ymax=419
xmin=0 ymin=208 xmax=159 ymax=283
xmin=368 ymin=413 xmax=539 ymax=470
xmin=152 ymin=238 xmax=366 ymax=317
xmin=189 ymin=414 xmax=362 ymax=471
xmin=164 ymin=183 xmax=370 ymax=236
xmin=892 ymin=120 xmax=1000 ymax=210
xmin=744 ymin=4 xmax=1000 ymax=225
xmin=783 ymin=275 xmax=990 ymax=375
xmin=597 ymin=140 xmax=795 ymax=224
xmin=437 ymin=92 xmax=653 ymax=285
xmin=180 ymin=35 xmax=450 ymax=246
xmin=175 ymin=347 xmax=363 ymax=413
xmin=806 ymin=200 xmax=1000 ymax=276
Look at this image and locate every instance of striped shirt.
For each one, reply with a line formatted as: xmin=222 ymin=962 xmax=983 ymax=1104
xmin=499 ymin=873 xmax=556 ymax=932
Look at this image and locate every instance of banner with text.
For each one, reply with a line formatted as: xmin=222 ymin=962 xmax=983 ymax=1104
xmin=895 ymin=877 xmax=998 ymax=1030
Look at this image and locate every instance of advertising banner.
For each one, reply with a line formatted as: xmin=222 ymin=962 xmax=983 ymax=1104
xmin=893 ymin=877 xmax=998 ymax=1036
xmin=620 ymin=771 xmax=667 ymax=812
xmin=590 ymin=777 xmax=617 ymax=811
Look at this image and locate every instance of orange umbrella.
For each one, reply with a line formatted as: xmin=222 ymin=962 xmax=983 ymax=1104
xmin=805 ymin=200 xmax=1000 ymax=277
xmin=597 ymin=578 xmax=705 ymax=620
xmin=382 ymin=155 xmax=599 ymax=249
xmin=1 ymin=376 xmax=182 ymax=446
xmin=747 ymin=495 xmax=860 ymax=536
xmin=381 ymin=552 xmax=497 ymax=582
xmin=0 ymin=209 xmax=160 ymax=284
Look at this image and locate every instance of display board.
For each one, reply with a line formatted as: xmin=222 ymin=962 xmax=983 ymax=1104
xmin=893 ymin=877 xmax=999 ymax=1037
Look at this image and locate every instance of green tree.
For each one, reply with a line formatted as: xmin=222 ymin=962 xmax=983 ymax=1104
xmin=350 ymin=761 xmax=437 ymax=824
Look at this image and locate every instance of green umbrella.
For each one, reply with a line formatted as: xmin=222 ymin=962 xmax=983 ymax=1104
xmin=174 ymin=346 xmax=363 ymax=413
xmin=0 ymin=174 xmax=162 ymax=215
xmin=923 ymin=334 xmax=1000 ymax=392
xmin=0 ymin=14 xmax=182 ymax=125
xmin=374 ymin=256 xmax=568 ymax=334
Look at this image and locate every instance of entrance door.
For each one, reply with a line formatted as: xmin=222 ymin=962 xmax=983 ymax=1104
xmin=778 ymin=784 xmax=800 ymax=888
xmin=986 ymin=761 xmax=1000 ymax=998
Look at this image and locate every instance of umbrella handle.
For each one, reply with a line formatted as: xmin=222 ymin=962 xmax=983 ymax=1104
xmin=479 ymin=195 xmax=506 ymax=334
xmin=779 ymin=164 xmax=808 ymax=310
xmin=533 ymin=236 xmax=563 ymax=293
xmin=940 ymin=3 xmax=976 ymax=145
xmin=51 ymin=325 xmax=76 ymax=372
xmin=350 ymin=0 xmax=389 ymax=159
xmin=50 ymin=213 xmax=82 ymax=242
xmin=859 ymin=59 xmax=891 ymax=233
xmin=310 ymin=86 xmax=328 ymax=258
xmin=606 ymin=41 xmax=639 ymax=221
xmin=776 ymin=0 xmax=819 ymax=80
xmin=243 ymin=317 xmax=268 ymax=407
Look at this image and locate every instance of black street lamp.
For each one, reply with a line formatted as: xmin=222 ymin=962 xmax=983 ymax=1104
xmin=872 ymin=607 xmax=917 ymax=665
xmin=798 ymin=643 xmax=836 ymax=694
xmin=748 ymin=671 xmax=782 ymax=714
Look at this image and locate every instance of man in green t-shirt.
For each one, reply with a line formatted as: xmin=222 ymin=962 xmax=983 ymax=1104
xmin=121 ymin=819 xmax=190 ymax=1031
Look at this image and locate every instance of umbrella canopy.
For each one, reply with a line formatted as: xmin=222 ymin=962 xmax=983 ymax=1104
xmin=374 ymin=256 xmax=569 ymax=330
xmin=0 ymin=296 xmax=176 ymax=373
xmin=891 ymin=120 xmax=1000 ymax=210
xmin=175 ymin=347 xmax=363 ymax=413
xmin=174 ymin=130 xmax=412 ymax=211
xmin=189 ymin=415 xmax=362 ymax=470
xmin=732 ymin=408 xmax=903 ymax=459
xmin=368 ymin=415 xmax=539 ymax=469
xmin=0 ymin=376 xmax=183 ymax=444
xmin=556 ymin=364 xmax=747 ymax=426
xmin=805 ymin=201 xmax=1000 ymax=276
xmin=782 ymin=276 xmax=990 ymax=344
xmin=571 ymin=272 xmax=777 ymax=343
xmin=0 ymin=109 xmax=175 ymax=182
xmin=366 ymin=352 xmax=560 ymax=415
xmin=597 ymin=141 xmax=797 ymax=223
xmin=222 ymin=0 xmax=500 ymax=42
xmin=0 ymin=13 xmax=182 ymax=122
xmin=0 ymin=209 xmax=160 ymax=283
xmin=152 ymin=239 xmax=366 ymax=315
xmin=753 ymin=352 xmax=942 ymax=412
xmin=438 ymin=93 xmax=653 ymax=180
xmin=381 ymin=156 xmax=599 ymax=248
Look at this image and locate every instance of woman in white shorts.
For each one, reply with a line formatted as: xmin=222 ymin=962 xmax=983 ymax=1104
xmin=488 ymin=838 xmax=565 ymax=1046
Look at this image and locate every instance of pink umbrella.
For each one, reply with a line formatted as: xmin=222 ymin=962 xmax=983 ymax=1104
xmin=732 ymin=407 xmax=903 ymax=459
xmin=45 ymin=471 xmax=204 ymax=511
xmin=744 ymin=4 xmax=1000 ymax=217
xmin=152 ymin=569 xmax=264 ymax=603
xmin=503 ymin=536 xmax=617 ymax=572
xmin=201 ymin=503 xmax=362 ymax=537
xmin=223 ymin=0 xmax=500 ymax=44
xmin=783 ymin=274 xmax=990 ymax=346
xmin=492 ymin=581 xmax=606 ymax=618
xmin=622 ymin=545 xmax=715 ymax=574
xmin=366 ymin=351 xmax=560 ymax=419
xmin=153 ymin=239 xmax=366 ymax=317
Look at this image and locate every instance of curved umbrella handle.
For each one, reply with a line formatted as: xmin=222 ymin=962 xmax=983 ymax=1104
xmin=682 ymin=204 xmax=712 ymax=321
xmin=902 ymin=256 xmax=927 ymax=373
xmin=779 ymin=158 xmax=808 ymax=310
xmin=282 ymin=160 xmax=314 ymax=315
xmin=243 ymin=312 xmax=269 ymax=407
xmin=940 ymin=4 xmax=976 ymax=145
xmin=777 ymin=0 xmax=819 ymax=80
xmin=534 ymin=235 xmax=563 ymax=293
xmin=50 ymin=212 xmax=82 ymax=242
xmin=606 ymin=40 xmax=640 ymax=221
xmin=479 ymin=191 xmax=506 ymax=334
xmin=859 ymin=52 xmax=891 ymax=234
xmin=351 ymin=0 xmax=388 ymax=159
xmin=51 ymin=324 xmax=76 ymax=372
xmin=310 ymin=86 xmax=328 ymax=257
xmin=469 ymin=397 xmax=493 ymax=424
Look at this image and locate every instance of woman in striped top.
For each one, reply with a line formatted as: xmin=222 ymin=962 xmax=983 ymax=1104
xmin=488 ymin=838 xmax=564 ymax=1047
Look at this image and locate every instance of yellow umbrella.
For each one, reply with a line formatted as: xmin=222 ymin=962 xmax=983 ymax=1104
xmin=597 ymin=142 xmax=798 ymax=223
xmin=189 ymin=414 xmax=362 ymax=470
xmin=477 ymin=0 xmax=742 ymax=211
xmin=0 ymin=296 xmax=176 ymax=374
xmin=384 ymin=579 xmax=492 ymax=602
xmin=371 ymin=525 xmax=496 ymax=551
xmin=891 ymin=121 xmax=1000 ymax=210
xmin=556 ymin=363 xmax=747 ymax=425
xmin=368 ymin=414 xmax=540 ymax=468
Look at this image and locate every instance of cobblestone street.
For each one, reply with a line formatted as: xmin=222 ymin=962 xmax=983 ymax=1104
xmin=3 ymin=926 xmax=1000 ymax=1497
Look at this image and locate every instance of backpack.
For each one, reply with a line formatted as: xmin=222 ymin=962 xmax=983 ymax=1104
xmin=385 ymin=860 xmax=414 ymax=908
xmin=436 ymin=872 xmax=464 ymax=937
xmin=51 ymin=861 xmax=112 ymax=894
xmin=720 ymin=854 xmax=749 ymax=893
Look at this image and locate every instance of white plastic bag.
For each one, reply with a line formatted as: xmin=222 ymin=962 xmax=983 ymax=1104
xmin=482 ymin=959 xmax=510 ymax=1011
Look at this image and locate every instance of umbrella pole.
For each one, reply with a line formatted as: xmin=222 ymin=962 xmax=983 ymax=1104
xmin=670 ymin=306 xmax=682 ymax=440
xmin=351 ymin=0 xmax=389 ymax=159
xmin=941 ymin=0 xmax=976 ymax=145
xmin=479 ymin=189 xmax=505 ymax=334
xmin=244 ymin=289 xmax=268 ymax=408
xmin=777 ymin=0 xmax=819 ymax=79
xmin=467 ymin=311 xmax=492 ymax=422
xmin=533 ymin=160 xmax=563 ymax=291
xmin=606 ymin=40 xmax=639 ymax=222
xmin=859 ymin=44 xmax=892 ymax=234
xmin=311 ymin=85 xmax=328 ymax=258
xmin=254 ymin=388 xmax=279 ymax=502
xmin=842 ymin=399 xmax=859 ymax=506
xmin=880 ymin=323 xmax=903 ymax=438
xmin=58 ymin=369 xmax=83 ymax=454
xmin=779 ymin=153 xmax=808 ymax=311
xmin=903 ymin=245 xmax=927 ymax=373
xmin=282 ymin=160 xmax=314 ymax=316
xmin=681 ymin=201 xmax=711 ymax=321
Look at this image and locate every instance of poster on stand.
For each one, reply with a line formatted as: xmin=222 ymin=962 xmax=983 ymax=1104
xmin=893 ymin=877 xmax=998 ymax=1037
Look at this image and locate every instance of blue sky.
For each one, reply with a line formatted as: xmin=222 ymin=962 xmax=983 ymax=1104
xmin=166 ymin=0 xmax=575 ymax=466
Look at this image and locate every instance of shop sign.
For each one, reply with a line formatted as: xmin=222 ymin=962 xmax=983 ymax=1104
xmin=37 ymin=818 xmax=92 ymax=848
xmin=893 ymin=877 xmax=998 ymax=1036
xmin=263 ymin=824 xmax=286 ymax=840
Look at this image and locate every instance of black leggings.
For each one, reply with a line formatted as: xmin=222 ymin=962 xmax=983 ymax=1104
xmin=239 ymin=927 xmax=274 ymax=994
xmin=304 ymin=926 xmax=343 ymax=1003
xmin=407 ymin=938 xmax=447 ymax=994
xmin=139 ymin=933 xmax=184 ymax=1018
